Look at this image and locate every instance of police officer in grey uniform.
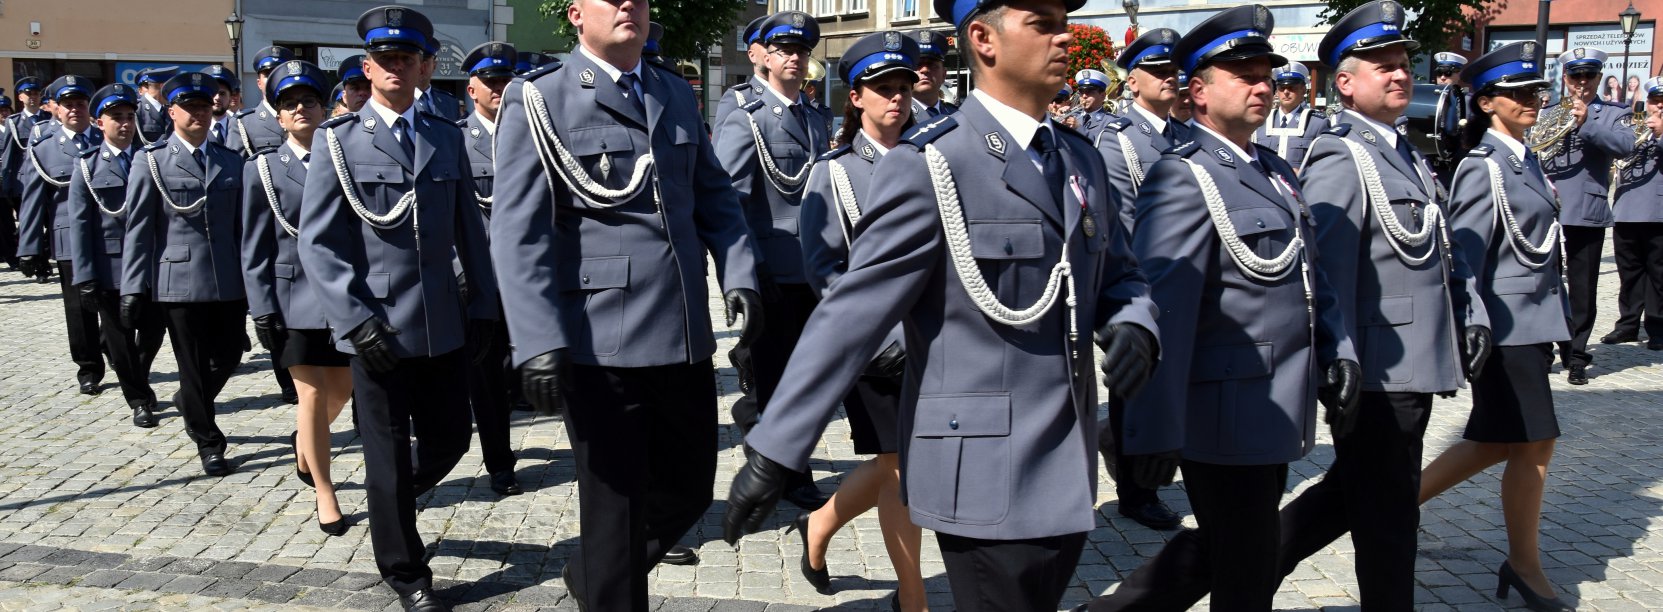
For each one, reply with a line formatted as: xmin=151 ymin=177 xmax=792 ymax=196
xmin=417 ymin=39 xmax=464 ymax=122
xmin=200 ymin=65 xmax=242 ymax=152
xmin=1432 ymin=51 xmax=1466 ymax=86
xmin=121 ymin=71 xmax=248 ymax=478
xmin=490 ymin=0 xmax=762 ymax=604
xmin=134 ymin=68 xmax=176 ymax=146
xmin=1088 ymin=6 xmax=1360 ymax=609
xmin=298 ymin=7 xmax=498 ymax=609
xmin=715 ymin=9 xmax=834 ymax=510
xmin=910 ymin=30 xmax=958 ymax=119
xmin=456 ymin=41 xmax=525 ymax=498
xmin=1544 ymin=48 xmax=1634 ymax=384
xmin=67 ymin=84 xmax=167 ymax=427
xmin=1610 ymin=78 xmax=1663 ymax=349
xmin=723 ymin=0 xmax=1159 ymax=607
xmin=17 ymin=75 xmax=106 ymax=394
xmin=1071 ymin=69 xmax=1115 ymax=137
xmin=2 ymin=78 xmax=51 ymax=273
xmin=337 ymin=55 xmax=371 ymax=114
xmin=0 ymin=89 xmax=13 ymax=268
xmin=1254 ymin=61 xmax=1328 ymax=172
xmin=224 ymin=46 xmax=295 ymax=162
xmin=712 ymin=16 xmax=769 ymax=132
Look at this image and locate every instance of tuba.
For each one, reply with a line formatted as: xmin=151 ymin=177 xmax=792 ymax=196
xmin=1525 ymin=86 xmax=1579 ymax=157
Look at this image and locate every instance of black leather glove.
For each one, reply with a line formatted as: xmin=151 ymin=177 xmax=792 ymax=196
xmin=349 ymin=318 xmax=401 ymax=373
xmin=76 ymin=280 xmax=99 ymax=303
xmin=467 ymin=319 xmax=496 ymax=366
xmin=456 ymin=270 xmax=472 ymax=308
xmin=20 ymin=255 xmax=48 ymax=282
xmin=119 ymin=294 xmax=147 ymax=329
xmin=14 ymin=255 xmax=36 ymax=278
xmin=1098 ymin=323 xmax=1157 ymax=399
xmin=253 ymin=313 xmax=286 ymax=353
xmin=728 ymin=346 xmax=756 ymax=395
xmin=520 ymin=349 xmax=570 ymax=415
xmin=723 ymin=450 xmax=796 ymax=545
xmin=724 ymin=288 xmax=765 ymax=349
xmin=1319 ymin=359 xmax=1363 ymax=439
xmin=1463 ymin=325 xmax=1493 ymax=382
xmin=1131 ymin=450 xmax=1181 ymax=490
xmin=865 ymin=341 xmax=906 ymax=378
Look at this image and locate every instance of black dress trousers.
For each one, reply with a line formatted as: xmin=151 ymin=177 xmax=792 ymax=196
xmin=730 ymin=282 xmax=819 ymax=490
xmin=56 ymin=260 xmax=105 ymax=385
xmin=351 ymin=349 xmax=473 ymax=597
xmin=562 ymin=359 xmax=718 ymax=612
xmin=1101 ymin=397 xmax=1161 ymax=507
xmin=1611 ymin=222 xmax=1663 ymax=339
xmin=1276 ymin=392 xmax=1433 ymax=611
xmin=92 ymin=289 xmax=165 ymax=405
xmin=936 ymin=530 xmax=1087 ymax=612
xmin=160 ymin=300 xmax=247 ymax=457
xmin=466 ymin=318 xmax=516 ymax=475
xmin=1558 ymin=225 xmax=1605 ymax=368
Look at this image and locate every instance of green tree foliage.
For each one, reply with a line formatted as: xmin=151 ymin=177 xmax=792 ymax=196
xmin=538 ymin=0 xmax=746 ymax=61
xmin=1314 ymin=0 xmax=1497 ymax=52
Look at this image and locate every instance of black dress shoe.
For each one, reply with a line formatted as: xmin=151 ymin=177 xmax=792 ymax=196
xmin=79 ymin=381 xmax=101 ymax=395
xmin=1496 ymin=561 xmax=1574 ymax=611
xmin=318 ymin=515 xmax=351 ymax=537
xmin=1648 ymin=338 xmax=1663 ymax=351
xmin=785 ymin=512 xmax=832 ymax=594
xmin=1600 ymin=330 xmax=1639 ymax=344
xmin=281 ymin=388 xmax=299 ymax=405
xmin=561 ymin=564 xmax=587 ymax=612
xmin=398 ymin=588 xmax=450 ymax=612
xmin=489 ymin=471 xmax=523 ymax=496
xmin=659 ymin=544 xmax=699 ymax=566
xmin=1567 ymin=365 xmax=1589 ymax=385
xmin=782 ymin=483 xmax=831 ymax=511
xmin=200 ymin=454 xmax=234 ymax=477
xmin=290 ymin=431 xmax=315 ymax=488
xmin=131 ymin=402 xmax=158 ymax=428
xmin=1119 ymin=499 xmax=1182 ymax=530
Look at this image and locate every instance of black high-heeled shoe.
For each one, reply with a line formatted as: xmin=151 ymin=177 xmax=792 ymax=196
xmin=318 ymin=515 xmax=350 ymax=536
xmin=784 ymin=512 xmax=831 ymax=594
xmin=290 ymin=431 xmax=314 ymax=488
xmin=1497 ymin=561 xmax=1575 ymax=611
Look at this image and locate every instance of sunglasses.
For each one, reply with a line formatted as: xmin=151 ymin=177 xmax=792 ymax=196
xmin=1496 ymin=87 xmax=1551 ymax=106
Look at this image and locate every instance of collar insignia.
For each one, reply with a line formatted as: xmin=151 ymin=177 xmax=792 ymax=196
xmin=772 ymin=105 xmax=783 ymax=116
xmin=1362 ymin=130 xmax=1377 ymax=143
xmin=280 ymin=153 xmax=290 ymax=163
xmin=102 ymin=151 xmax=111 ymax=159
xmin=985 ymin=132 xmax=1006 ymax=156
xmin=860 ymin=143 xmax=875 ymax=159
xmin=1507 ymin=154 xmax=1522 ymax=170
xmin=1139 ymin=122 xmax=1152 ymax=135
xmin=365 ymin=117 xmax=377 ymax=131
xmin=1214 ymin=147 xmax=1233 ymax=163
xmin=471 ymin=127 xmax=480 ymax=138
xmin=580 ymin=68 xmax=596 ymax=85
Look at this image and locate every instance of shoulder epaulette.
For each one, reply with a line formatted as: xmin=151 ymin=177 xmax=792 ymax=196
xmin=205 ymin=140 xmax=238 ymax=156
xmin=1324 ymin=123 xmax=1351 ymax=137
xmin=233 ymin=108 xmax=256 ymax=118
xmin=820 ymin=143 xmax=851 ymax=161
xmin=29 ymin=124 xmax=50 ymax=145
xmin=454 ymin=118 xmax=470 ymax=128
xmin=142 ymin=139 xmax=168 ymax=151
xmin=250 ymin=144 xmax=281 ymax=157
xmin=76 ymin=146 xmax=100 ymax=159
xmin=740 ymin=98 xmax=766 ymax=114
xmin=320 ymin=113 xmax=359 ymax=130
xmin=1251 ymin=142 xmax=1280 ymax=159
xmin=1163 ymin=140 xmax=1200 ymax=157
xmin=1103 ymin=116 xmax=1133 ymax=132
xmin=418 ymin=110 xmax=455 ymax=125
xmin=520 ymin=61 xmax=562 ymax=82
xmin=1467 ymin=144 xmax=1494 ymax=157
xmin=904 ymin=115 xmax=957 ymax=146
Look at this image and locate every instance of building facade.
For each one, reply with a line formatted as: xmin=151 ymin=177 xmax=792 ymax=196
xmin=1 ymin=0 xmax=234 ymax=94
xmin=1476 ymin=0 xmax=1657 ymax=105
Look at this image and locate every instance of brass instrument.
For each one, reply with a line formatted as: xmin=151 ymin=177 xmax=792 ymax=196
xmin=1526 ymin=85 xmax=1580 ymax=157
xmin=803 ymin=55 xmax=827 ymax=83
xmin=1614 ymin=101 xmax=1654 ymax=189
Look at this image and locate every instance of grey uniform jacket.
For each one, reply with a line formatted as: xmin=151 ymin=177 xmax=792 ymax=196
xmin=458 ymin=114 xmax=496 ymax=225
xmin=66 ymin=145 xmax=136 ymax=290
xmin=1254 ymin=104 xmax=1329 ymax=172
xmin=1302 ymin=115 xmax=1488 ymax=394
xmin=298 ymin=107 xmax=499 ymax=357
xmin=1073 ymin=108 xmax=1114 ymax=141
xmin=798 ymin=130 xmax=903 ymax=353
xmin=1448 ymin=133 xmax=1572 ymax=346
xmin=712 ymin=78 xmax=766 ymax=136
xmin=120 ymin=139 xmax=246 ymax=303
xmin=746 ymin=99 xmax=1159 ymax=540
xmin=225 ymin=105 xmax=286 ymax=159
xmin=136 ymin=98 xmax=172 ymax=146
xmin=1094 ymin=112 xmax=1188 ymax=233
xmin=715 ymin=86 xmax=831 ymax=284
xmin=241 ymin=147 xmax=328 ymax=331
xmin=0 ymin=111 xmax=51 ymax=197
xmin=421 ymin=88 xmax=463 ymax=123
xmin=911 ymin=98 xmax=960 ymax=120
xmin=1125 ymin=127 xmax=1354 ymax=465
xmin=17 ymin=123 xmax=100 ymax=260
xmin=1614 ymin=135 xmax=1662 ymax=223
xmin=491 ymin=56 xmax=759 ymax=368
xmin=1543 ymin=99 xmax=1634 ymax=228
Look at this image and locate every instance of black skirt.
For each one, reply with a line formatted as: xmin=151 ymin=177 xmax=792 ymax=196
xmin=278 ymin=328 xmax=353 ymax=369
xmin=1464 ymin=343 xmax=1560 ymax=443
xmin=844 ymin=374 xmax=902 ymax=455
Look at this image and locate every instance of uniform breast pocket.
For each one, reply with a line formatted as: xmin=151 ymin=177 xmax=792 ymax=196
xmin=968 ymin=220 xmax=1045 ymax=302
xmin=565 ymin=125 xmax=634 ymax=187
xmin=1225 ymin=207 xmax=1292 ymax=261
xmin=765 ymin=140 xmax=808 ymax=175
xmin=353 ymin=162 xmax=403 ymax=206
xmin=470 ymin=162 xmax=493 ymax=180
xmin=907 ymin=393 xmax=1012 ymax=525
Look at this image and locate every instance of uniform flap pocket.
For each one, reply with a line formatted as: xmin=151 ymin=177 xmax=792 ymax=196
xmin=570 ymin=256 xmax=630 ymax=291
xmin=968 ymin=220 xmax=1044 ymax=260
xmin=565 ymin=125 xmax=633 ymax=157
xmin=354 ymin=162 xmax=402 ymax=184
xmin=274 ymin=263 xmax=295 ymax=280
xmin=1359 ymin=295 xmax=1414 ymax=326
xmin=912 ymin=393 xmax=1012 ymax=437
xmin=162 ymin=176 xmax=197 ymax=191
xmin=366 ymin=272 xmax=390 ymax=298
xmin=1191 ymin=342 xmax=1274 ymax=382
xmin=103 ymin=239 xmax=123 ymax=255
xmin=1586 ymin=183 xmax=1611 ymax=197
xmin=1491 ymin=275 xmax=1537 ymax=295
xmin=471 ymin=162 xmax=493 ymax=178
xmin=91 ymin=174 xmax=126 ymax=189
xmin=1226 ymin=207 xmax=1290 ymax=237
xmin=428 ymin=164 xmax=459 ymax=182
xmin=160 ymin=244 xmax=191 ymax=263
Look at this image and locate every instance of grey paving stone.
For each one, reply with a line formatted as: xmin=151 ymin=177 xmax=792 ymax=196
xmin=245 ymin=582 xmax=305 ymax=604
xmin=284 ymin=567 xmax=346 ymax=587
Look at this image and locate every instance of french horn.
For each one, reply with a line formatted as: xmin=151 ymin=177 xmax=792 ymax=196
xmin=1526 ymin=86 xmax=1579 ymax=157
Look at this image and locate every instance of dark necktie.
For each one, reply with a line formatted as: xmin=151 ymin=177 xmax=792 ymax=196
xmin=928 ymin=105 xmax=941 ymax=117
xmin=790 ymin=103 xmax=808 ymax=137
xmin=192 ymin=148 xmax=206 ymax=172
xmin=420 ymin=94 xmax=435 ymax=116
xmin=1523 ymin=150 xmax=1544 ymax=179
xmin=300 ymin=153 xmax=311 ymax=169
xmin=117 ymin=150 xmax=131 ymax=176
xmin=393 ymin=117 xmax=414 ymax=161
xmin=618 ymin=73 xmax=644 ymax=115
xmin=72 ymin=133 xmax=89 ymax=152
xmin=1162 ymin=122 xmax=1174 ymax=140
xmin=1280 ymin=113 xmax=1291 ymax=129
xmin=1033 ymin=128 xmax=1066 ymax=210
xmin=212 ymin=122 xmax=225 ymax=145
xmin=1393 ymin=136 xmax=1418 ymax=171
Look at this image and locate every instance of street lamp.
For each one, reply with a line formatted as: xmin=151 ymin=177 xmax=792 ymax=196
xmin=1124 ymin=0 xmax=1140 ymax=36
xmin=225 ymin=12 xmax=245 ymax=82
xmin=1620 ymin=2 xmax=1641 ymax=101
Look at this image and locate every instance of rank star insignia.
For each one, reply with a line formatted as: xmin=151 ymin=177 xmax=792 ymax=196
xmin=1362 ymin=130 xmax=1377 ymax=143
xmin=580 ymin=68 xmax=595 ymax=85
xmin=1215 ymin=148 xmax=1233 ymax=163
xmin=598 ymin=153 xmax=613 ymax=180
xmin=985 ymin=132 xmax=1006 ymax=155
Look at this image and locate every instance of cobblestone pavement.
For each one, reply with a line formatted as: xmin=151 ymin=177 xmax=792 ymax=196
xmin=1 ymin=243 xmax=1661 ymax=611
